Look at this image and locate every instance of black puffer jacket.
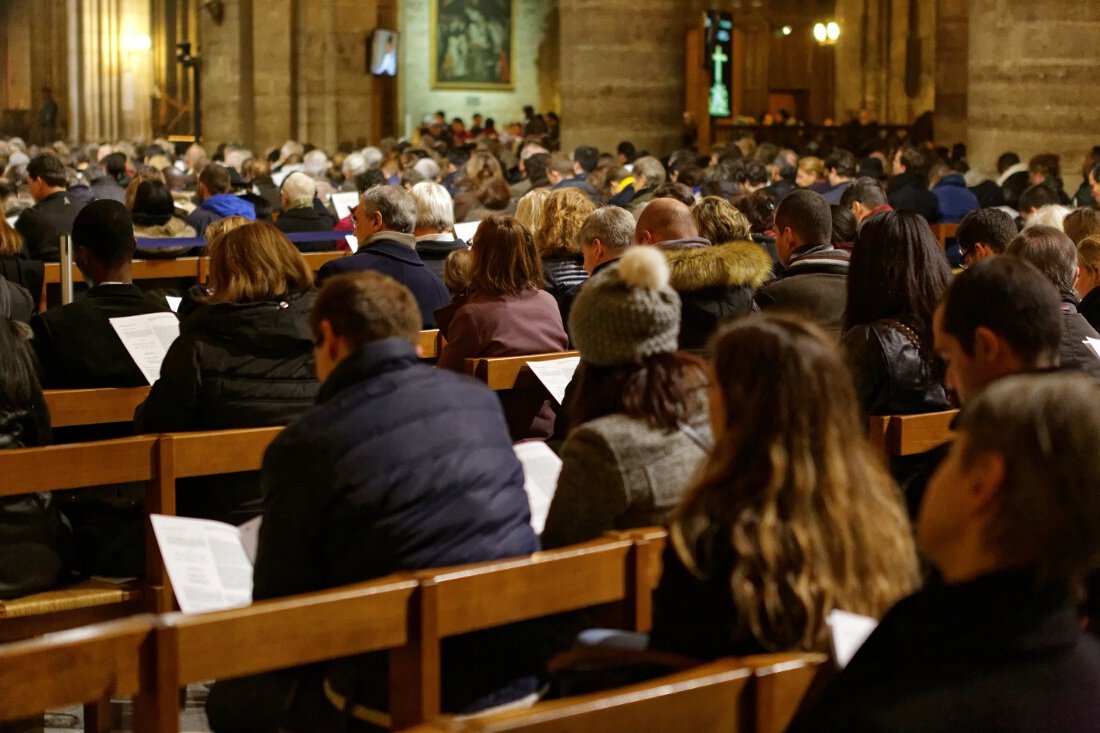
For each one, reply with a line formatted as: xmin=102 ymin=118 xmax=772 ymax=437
xmin=841 ymin=315 xmax=953 ymax=415
xmin=134 ymin=290 xmax=318 ymax=522
xmin=136 ymin=290 xmax=318 ymax=432
xmin=0 ymin=402 xmax=71 ymax=599
xmin=252 ymin=338 xmax=542 ymax=713
xmin=663 ymin=240 xmax=774 ymax=350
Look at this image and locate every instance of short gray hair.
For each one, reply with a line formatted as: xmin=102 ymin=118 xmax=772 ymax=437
xmin=1005 ymin=225 xmax=1078 ymax=296
xmin=409 ymin=181 xmax=454 ymax=231
xmin=413 ymin=158 xmax=441 ymax=181
xmin=575 ymin=207 xmax=635 ymax=255
xmin=632 ymin=156 xmax=667 ymax=187
xmin=362 ymin=185 xmax=416 ymax=234
xmin=281 ymin=171 xmax=316 ymax=208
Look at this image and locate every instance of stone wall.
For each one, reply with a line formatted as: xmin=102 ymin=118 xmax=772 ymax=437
xmin=201 ymin=0 xmax=379 ymax=152
xmin=398 ymin=0 xmax=558 ymax=138
xmin=558 ymin=0 xmax=693 ymax=156
xmin=967 ymin=1 xmax=1100 ymax=179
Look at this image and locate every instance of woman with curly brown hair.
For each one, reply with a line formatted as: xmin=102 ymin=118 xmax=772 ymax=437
xmin=534 ymin=187 xmax=597 ymax=316
xmin=649 ymin=313 xmax=919 ymax=659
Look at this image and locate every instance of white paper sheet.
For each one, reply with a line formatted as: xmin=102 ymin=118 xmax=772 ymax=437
xmin=109 ymin=312 xmax=181 ymax=385
xmin=1084 ymin=337 xmax=1100 ymax=361
xmin=513 ymin=441 xmax=562 ymax=534
xmin=526 ymin=357 xmax=580 ymax=405
xmin=345 ymin=234 xmax=359 ymax=253
xmin=330 ymin=191 xmax=359 ymax=221
xmin=151 ymin=514 xmax=254 ymax=613
xmin=826 ymin=609 xmax=878 ymax=669
xmin=5 ymin=215 xmax=17 ymax=227
xmin=236 ymin=515 xmax=263 ymax=565
xmin=166 ymin=295 xmax=182 ymax=313
xmin=453 ymin=220 xmax=481 ymax=243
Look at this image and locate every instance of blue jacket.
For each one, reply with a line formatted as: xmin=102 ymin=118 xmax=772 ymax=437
xmin=185 ymin=193 xmax=256 ymax=236
xmin=252 ymin=337 xmax=541 ymax=712
xmin=932 ymin=174 xmax=979 ymax=224
xmin=317 ymin=235 xmax=451 ymax=328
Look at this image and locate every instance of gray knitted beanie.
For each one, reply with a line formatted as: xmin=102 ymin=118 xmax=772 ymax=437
xmin=569 ymin=246 xmax=681 ymax=366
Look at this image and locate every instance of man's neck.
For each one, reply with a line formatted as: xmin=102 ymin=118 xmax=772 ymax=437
xmin=91 ymin=266 xmax=133 ymax=286
xmin=413 ymin=226 xmax=447 ymax=238
xmin=36 ymin=186 xmax=65 ymax=202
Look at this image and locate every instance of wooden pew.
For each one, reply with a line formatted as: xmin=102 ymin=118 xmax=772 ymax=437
xmin=150 ymin=577 xmax=417 ymax=733
xmin=420 ymin=329 xmax=442 ymax=360
xmin=44 ymin=386 xmax=152 ymax=428
xmin=868 ymin=410 xmax=958 ymax=458
xmin=442 ymin=660 xmax=754 ymax=732
xmin=465 ymin=352 xmax=580 ymax=391
xmin=0 ymin=436 xmax=158 ymax=641
xmin=390 ymin=537 xmax=639 ymax=728
xmin=0 ymin=615 xmax=159 ymax=731
xmin=415 ymin=653 xmax=826 ymax=733
xmin=148 ymin=427 xmax=283 ymax=610
xmin=742 ymin=653 xmax=829 ymax=733
xmin=930 ymin=222 xmax=958 ymax=251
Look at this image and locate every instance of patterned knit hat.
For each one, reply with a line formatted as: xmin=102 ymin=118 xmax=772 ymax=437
xmin=569 ymin=246 xmax=681 ymax=366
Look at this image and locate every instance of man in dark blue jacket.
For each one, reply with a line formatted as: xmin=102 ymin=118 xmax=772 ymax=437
xmin=207 ymin=271 xmax=541 ymax=732
xmin=317 ymin=185 xmax=450 ymax=327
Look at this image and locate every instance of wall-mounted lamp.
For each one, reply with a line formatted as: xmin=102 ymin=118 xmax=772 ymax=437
xmin=781 ymin=26 xmax=792 ymax=36
xmin=813 ymin=21 xmax=840 ymax=45
xmin=122 ymin=34 xmax=152 ymax=53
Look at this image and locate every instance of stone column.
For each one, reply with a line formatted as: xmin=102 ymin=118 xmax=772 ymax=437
xmin=934 ymin=0 xmax=967 ymax=147
xmin=558 ymin=0 xmax=696 ymax=156
xmin=968 ymin=1 xmax=1100 ymax=178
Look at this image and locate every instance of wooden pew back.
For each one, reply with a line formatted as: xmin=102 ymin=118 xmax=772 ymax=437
xmin=155 ymin=578 xmax=417 ymax=707
xmin=466 ymin=352 xmax=580 ymax=391
xmin=930 ymin=222 xmax=958 ymax=250
xmin=453 ymin=660 xmax=753 ymax=733
xmin=391 ymin=538 xmax=635 ymax=727
xmin=0 ymin=615 xmax=157 ymax=725
xmin=741 ymin=653 xmax=829 ymax=733
xmin=869 ymin=410 xmax=958 ymax=458
xmin=44 ymin=387 xmax=151 ymax=428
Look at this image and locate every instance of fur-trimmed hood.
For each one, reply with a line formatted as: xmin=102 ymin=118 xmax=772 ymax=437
xmin=661 ymin=240 xmax=774 ymax=292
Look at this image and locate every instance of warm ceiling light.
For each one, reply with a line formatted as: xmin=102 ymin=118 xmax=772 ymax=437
xmin=814 ymin=21 xmax=839 ymax=45
xmin=813 ymin=23 xmax=827 ymax=43
xmin=122 ymin=34 xmax=152 ymax=53
xmin=781 ymin=25 xmax=792 ymax=36
xmin=827 ymin=22 xmax=841 ymax=41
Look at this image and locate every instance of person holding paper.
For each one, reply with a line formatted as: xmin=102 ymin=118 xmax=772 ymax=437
xmin=29 ymin=199 xmax=175 ymax=388
xmin=135 ymin=222 xmax=317 ymax=523
xmin=789 ymin=373 xmax=1100 ymax=732
xmin=206 ymin=271 xmax=541 ymax=732
xmin=541 ymin=247 xmax=710 ymax=549
xmin=648 ymin=314 xmax=918 ymax=661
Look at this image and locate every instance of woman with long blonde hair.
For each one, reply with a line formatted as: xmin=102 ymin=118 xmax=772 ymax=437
xmin=649 ymin=313 xmax=919 ymax=658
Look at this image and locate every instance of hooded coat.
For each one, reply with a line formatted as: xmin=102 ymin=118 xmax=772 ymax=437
xmin=661 ymin=240 xmax=774 ymax=349
xmin=184 ymin=193 xmax=257 ymax=237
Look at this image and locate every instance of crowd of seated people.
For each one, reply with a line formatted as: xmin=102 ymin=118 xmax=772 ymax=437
xmin=1 ymin=118 xmax=1100 ymax=731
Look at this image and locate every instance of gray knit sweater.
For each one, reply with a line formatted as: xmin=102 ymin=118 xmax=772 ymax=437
xmin=540 ymin=413 xmax=711 ymax=549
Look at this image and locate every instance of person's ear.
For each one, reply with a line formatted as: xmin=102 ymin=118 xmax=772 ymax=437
xmin=971 ymin=325 xmax=1003 ymax=363
xmin=974 ymin=242 xmax=990 ymax=259
xmin=319 ymin=319 xmax=340 ymax=362
xmin=961 ymin=449 xmax=1005 ymax=518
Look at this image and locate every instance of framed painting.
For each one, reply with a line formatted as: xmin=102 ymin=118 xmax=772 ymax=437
xmin=431 ymin=0 xmax=514 ymax=90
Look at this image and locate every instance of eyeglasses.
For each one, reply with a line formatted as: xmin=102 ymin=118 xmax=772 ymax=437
xmin=349 ymin=204 xmax=359 ymax=223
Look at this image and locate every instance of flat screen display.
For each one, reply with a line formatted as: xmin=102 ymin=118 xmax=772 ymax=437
xmin=370 ymin=29 xmax=398 ymax=76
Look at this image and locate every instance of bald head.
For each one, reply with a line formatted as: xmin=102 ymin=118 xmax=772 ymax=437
xmin=633 ymin=198 xmax=700 ymax=245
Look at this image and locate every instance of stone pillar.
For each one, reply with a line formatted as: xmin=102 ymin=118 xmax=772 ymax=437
xmin=968 ymin=1 xmax=1100 ymax=178
xmin=559 ymin=0 xmax=695 ymax=156
xmin=934 ymin=0 xmax=967 ymax=147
